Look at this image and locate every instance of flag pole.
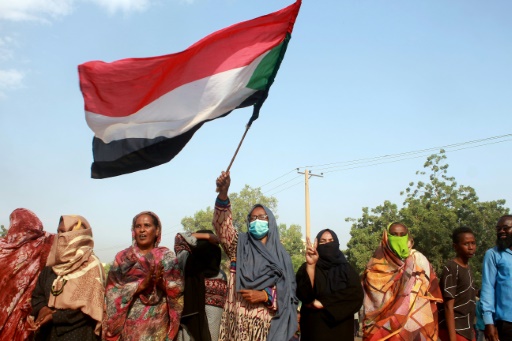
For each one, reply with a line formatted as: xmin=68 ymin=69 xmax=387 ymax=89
xmin=226 ymin=124 xmax=251 ymax=172
xmin=216 ymin=124 xmax=251 ymax=192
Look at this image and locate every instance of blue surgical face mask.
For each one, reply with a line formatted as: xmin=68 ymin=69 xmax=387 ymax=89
xmin=249 ymin=220 xmax=269 ymax=240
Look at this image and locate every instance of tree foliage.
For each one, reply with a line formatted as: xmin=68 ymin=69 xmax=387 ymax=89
xmin=0 ymin=225 xmax=6 ymax=237
xmin=279 ymin=223 xmax=306 ymax=272
xmin=181 ymin=185 xmax=304 ymax=272
xmin=181 ymin=207 xmax=215 ymax=233
xmin=181 ymin=185 xmax=278 ymax=234
xmin=103 ymin=262 xmax=112 ymax=275
xmin=346 ymin=150 xmax=509 ymax=287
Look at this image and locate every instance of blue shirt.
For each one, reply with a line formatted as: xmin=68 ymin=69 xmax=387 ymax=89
xmin=481 ymin=246 xmax=512 ymax=325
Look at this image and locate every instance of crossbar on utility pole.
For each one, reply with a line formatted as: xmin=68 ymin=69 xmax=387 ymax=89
xmin=297 ymin=168 xmax=323 ymax=241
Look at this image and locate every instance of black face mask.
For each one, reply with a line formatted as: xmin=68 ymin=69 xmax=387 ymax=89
xmin=315 ymin=239 xmax=349 ymax=294
xmin=317 ymin=242 xmax=341 ymax=263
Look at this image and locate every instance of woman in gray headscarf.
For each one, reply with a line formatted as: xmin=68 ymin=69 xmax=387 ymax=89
xmin=213 ymin=171 xmax=298 ymax=341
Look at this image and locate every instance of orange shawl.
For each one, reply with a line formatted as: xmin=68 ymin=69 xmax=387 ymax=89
xmin=362 ymin=230 xmax=442 ymax=341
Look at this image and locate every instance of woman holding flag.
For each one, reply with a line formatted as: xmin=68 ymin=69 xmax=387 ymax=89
xmin=214 ymin=171 xmax=298 ymax=341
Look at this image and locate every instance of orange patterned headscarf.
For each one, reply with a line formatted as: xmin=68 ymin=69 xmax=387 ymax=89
xmin=362 ymin=230 xmax=442 ymax=341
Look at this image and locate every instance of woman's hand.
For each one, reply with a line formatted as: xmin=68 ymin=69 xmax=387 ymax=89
xmin=154 ymin=263 xmax=166 ymax=291
xmin=216 ymin=171 xmax=230 ymax=200
xmin=35 ymin=306 xmax=55 ymax=327
xmin=305 ymin=237 xmax=319 ymax=266
xmin=136 ymin=264 xmax=155 ymax=295
xmin=239 ymin=289 xmax=267 ymax=304
xmin=306 ymin=299 xmax=324 ymax=310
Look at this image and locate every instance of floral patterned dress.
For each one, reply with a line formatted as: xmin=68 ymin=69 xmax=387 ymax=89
xmin=103 ymin=246 xmax=184 ymax=341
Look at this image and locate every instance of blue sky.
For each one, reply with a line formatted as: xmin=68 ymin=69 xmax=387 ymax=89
xmin=1 ymin=0 xmax=511 ymax=263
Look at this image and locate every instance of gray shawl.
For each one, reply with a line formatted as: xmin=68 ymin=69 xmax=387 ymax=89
xmin=236 ymin=204 xmax=298 ymax=341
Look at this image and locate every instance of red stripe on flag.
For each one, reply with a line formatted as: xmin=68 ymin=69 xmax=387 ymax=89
xmin=78 ymin=1 xmax=301 ymax=118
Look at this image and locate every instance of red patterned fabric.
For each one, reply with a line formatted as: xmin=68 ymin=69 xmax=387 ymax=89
xmin=103 ymin=213 xmax=184 ymax=341
xmin=0 ymin=208 xmax=54 ymax=340
xmin=205 ymin=278 xmax=228 ymax=309
xmin=103 ymin=246 xmax=184 ymax=340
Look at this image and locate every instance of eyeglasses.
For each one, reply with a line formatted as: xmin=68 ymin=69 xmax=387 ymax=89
xmin=496 ymin=225 xmax=512 ymax=232
xmin=249 ymin=214 xmax=268 ymax=222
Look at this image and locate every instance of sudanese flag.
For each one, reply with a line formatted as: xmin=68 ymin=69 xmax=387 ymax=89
xmin=78 ymin=0 xmax=301 ymax=179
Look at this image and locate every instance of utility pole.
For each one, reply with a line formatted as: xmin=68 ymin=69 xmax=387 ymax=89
xmin=297 ymin=168 xmax=323 ymax=240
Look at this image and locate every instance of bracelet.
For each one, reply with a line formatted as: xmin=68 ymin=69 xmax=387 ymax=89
xmin=215 ymin=197 xmax=230 ymax=206
xmin=263 ymin=287 xmax=274 ymax=307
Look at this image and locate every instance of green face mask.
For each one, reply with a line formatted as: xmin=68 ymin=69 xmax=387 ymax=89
xmin=388 ymin=233 xmax=410 ymax=259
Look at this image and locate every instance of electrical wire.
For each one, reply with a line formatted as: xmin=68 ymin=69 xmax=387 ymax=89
xmin=259 ymin=133 xmax=511 ymax=196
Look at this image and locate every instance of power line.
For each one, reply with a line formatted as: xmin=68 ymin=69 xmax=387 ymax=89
xmin=262 ymin=174 xmax=302 ymax=194
xmin=321 ymin=138 xmax=511 ymax=174
xmin=258 ymin=168 xmax=298 ymax=188
xmin=260 ymin=133 xmax=511 ymax=196
xmin=265 ymin=179 xmax=303 ymax=196
xmin=299 ymin=133 xmax=511 ymax=171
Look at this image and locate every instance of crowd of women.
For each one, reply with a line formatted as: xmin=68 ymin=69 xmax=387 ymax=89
xmin=0 ymin=171 xmax=504 ymax=341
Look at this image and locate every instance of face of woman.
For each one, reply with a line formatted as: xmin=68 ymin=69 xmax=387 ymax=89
xmin=133 ymin=214 xmax=158 ymax=253
xmin=389 ymin=224 xmax=408 ymax=237
xmin=319 ymin=231 xmax=334 ymax=244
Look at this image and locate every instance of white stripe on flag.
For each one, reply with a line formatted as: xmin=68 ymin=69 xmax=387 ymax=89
xmin=86 ymin=52 xmax=268 ymax=143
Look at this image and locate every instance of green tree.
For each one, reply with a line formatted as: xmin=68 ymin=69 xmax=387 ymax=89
xmin=181 ymin=185 xmax=278 ymax=233
xmin=346 ymin=150 xmax=509 ymax=288
xmin=279 ymin=223 xmax=306 ymax=272
xmin=0 ymin=225 xmax=7 ymax=237
xmin=103 ymin=262 xmax=112 ymax=275
xmin=181 ymin=207 xmax=215 ymax=232
xmin=345 ymin=201 xmax=399 ymax=273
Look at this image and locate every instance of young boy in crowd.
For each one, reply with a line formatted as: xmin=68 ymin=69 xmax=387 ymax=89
xmin=438 ymin=227 xmax=477 ymax=341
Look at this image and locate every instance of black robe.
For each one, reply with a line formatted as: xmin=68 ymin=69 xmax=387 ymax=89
xmin=296 ymin=262 xmax=363 ymax=341
xmin=31 ymin=266 xmax=99 ymax=341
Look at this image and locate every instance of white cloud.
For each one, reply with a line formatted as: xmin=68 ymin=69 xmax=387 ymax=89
xmin=0 ymin=36 xmax=16 ymax=62
xmin=0 ymin=0 xmax=161 ymax=22
xmin=88 ymin=0 xmax=151 ymax=14
xmin=0 ymin=69 xmax=25 ymax=99
xmin=0 ymin=0 xmax=74 ymax=23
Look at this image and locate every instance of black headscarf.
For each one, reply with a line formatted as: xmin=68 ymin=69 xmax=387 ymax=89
xmin=315 ymin=229 xmax=349 ymax=294
xmin=181 ymin=230 xmax=222 ymax=341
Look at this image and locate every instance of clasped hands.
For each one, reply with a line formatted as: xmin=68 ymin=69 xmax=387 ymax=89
xmin=137 ymin=263 xmax=166 ymax=295
xmin=27 ymin=306 xmax=55 ymax=331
